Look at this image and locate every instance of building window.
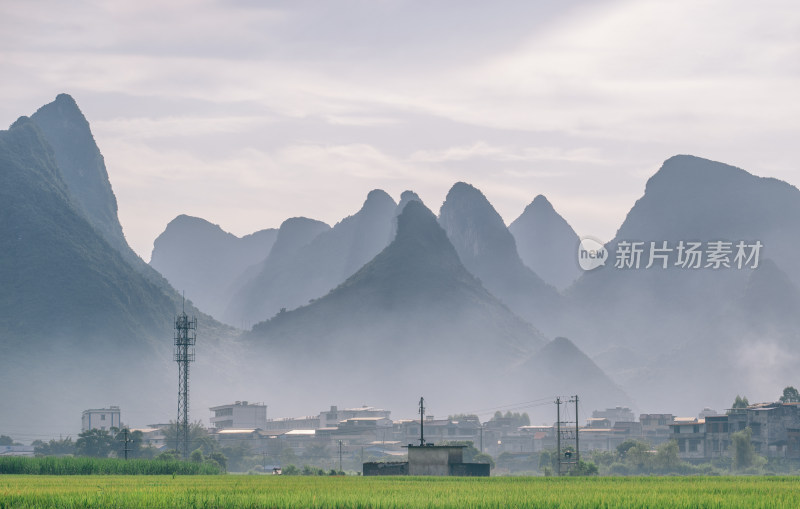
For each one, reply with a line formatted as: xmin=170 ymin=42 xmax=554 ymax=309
xmin=674 ymin=427 xmax=680 ymax=434
xmin=101 ymin=414 xmax=106 ymax=421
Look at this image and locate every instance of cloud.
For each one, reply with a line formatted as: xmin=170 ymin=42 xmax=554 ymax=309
xmin=409 ymin=141 xmax=610 ymax=165
xmin=2 ymin=0 xmax=799 ymax=258
xmin=95 ymin=115 xmax=275 ymax=139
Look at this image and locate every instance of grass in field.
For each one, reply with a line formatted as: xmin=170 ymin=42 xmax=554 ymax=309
xmin=0 ymin=456 xmax=221 ymax=475
xmin=2 ymin=475 xmax=800 ymax=508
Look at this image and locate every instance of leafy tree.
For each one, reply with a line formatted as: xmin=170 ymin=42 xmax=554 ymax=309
xmin=282 ymin=464 xmax=300 ymax=475
xmin=538 ymin=450 xmax=557 ymax=471
xmin=731 ymin=395 xmax=750 ymax=411
xmin=616 ymin=439 xmax=645 ymax=459
xmin=75 ymin=429 xmax=114 ymax=458
xmin=111 ymin=429 xmax=145 ymax=459
xmin=569 ymin=460 xmax=598 ymax=476
xmin=608 ymin=462 xmax=630 ymax=475
xmin=221 ymin=443 xmax=252 ymax=472
xmin=653 ymin=440 xmax=681 ymax=472
xmin=731 ymin=427 xmax=757 ymax=470
xmin=624 ymin=441 xmax=653 ymax=472
xmin=489 ymin=411 xmax=530 ymax=427
xmin=208 ymin=451 xmax=228 ymax=472
xmin=157 ymin=450 xmax=181 ymax=461
xmin=589 ymin=449 xmax=615 ymax=467
xmin=162 ymin=421 xmax=215 ymax=455
xmin=190 ymin=448 xmax=204 ymax=463
xmin=33 ymin=437 xmax=76 ymax=456
xmin=301 ymin=464 xmax=325 ymax=476
xmin=780 ymin=386 xmax=800 ymax=403
xmin=0 ymin=435 xmax=16 ymax=446
xmin=447 ymin=414 xmax=480 ymax=423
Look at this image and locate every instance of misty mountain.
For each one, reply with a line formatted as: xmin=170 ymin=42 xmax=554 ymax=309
xmin=615 ymin=261 xmax=800 ymax=416
xmin=0 ymin=97 xmax=241 ymax=434
xmin=242 ymin=200 xmax=550 ymax=408
xmin=242 ymin=200 xmax=626 ymax=420
xmin=223 ymin=216 xmax=329 ymax=326
xmin=248 ymin=199 xmax=545 ymax=358
xmin=225 ymin=190 xmax=396 ymax=327
xmin=565 ymin=155 xmax=800 ymax=413
xmin=29 ymin=94 xmax=126 ymax=259
xmin=509 ymin=195 xmax=581 ymax=291
xmin=150 ymin=215 xmax=277 ymax=319
xmin=512 ymin=337 xmax=632 ymax=413
xmin=438 ymin=182 xmax=563 ymax=336
xmin=0 ymin=116 xmax=173 ymax=349
xmin=568 ymin=155 xmax=800 ymax=354
xmin=0 ymin=115 xmax=182 ymax=430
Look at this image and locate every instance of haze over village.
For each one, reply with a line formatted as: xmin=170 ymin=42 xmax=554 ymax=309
xmin=1 ymin=1 xmax=800 ymax=476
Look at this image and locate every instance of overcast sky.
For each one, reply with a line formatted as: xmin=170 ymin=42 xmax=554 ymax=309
xmin=1 ymin=0 xmax=799 ymax=259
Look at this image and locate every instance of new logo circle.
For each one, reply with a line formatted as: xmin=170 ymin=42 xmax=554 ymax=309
xmin=578 ymin=237 xmax=608 ymax=271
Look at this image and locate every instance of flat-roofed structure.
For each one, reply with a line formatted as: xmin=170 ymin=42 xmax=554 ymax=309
xmin=363 ymin=444 xmax=490 ymax=477
xmin=209 ymin=401 xmax=266 ymax=429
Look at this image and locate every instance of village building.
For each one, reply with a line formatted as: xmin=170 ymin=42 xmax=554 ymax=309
xmin=363 ymin=444 xmax=490 ymax=477
xmin=209 ymin=401 xmax=267 ymax=430
xmin=81 ymin=406 xmax=121 ymax=432
xmin=669 ymin=417 xmax=706 ymax=460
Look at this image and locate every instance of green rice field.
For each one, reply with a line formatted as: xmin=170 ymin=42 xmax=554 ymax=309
xmin=1 ymin=475 xmax=799 ymax=508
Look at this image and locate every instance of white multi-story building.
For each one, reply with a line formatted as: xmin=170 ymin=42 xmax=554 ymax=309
xmin=81 ymin=406 xmax=121 ymax=432
xmin=319 ymin=405 xmax=391 ymax=428
xmin=209 ymin=401 xmax=267 ymax=429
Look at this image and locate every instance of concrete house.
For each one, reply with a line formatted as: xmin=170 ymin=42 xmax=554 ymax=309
xmin=81 ymin=406 xmax=121 ymax=432
xmin=209 ymin=401 xmax=267 ymax=430
xmin=363 ymin=445 xmax=490 ymax=477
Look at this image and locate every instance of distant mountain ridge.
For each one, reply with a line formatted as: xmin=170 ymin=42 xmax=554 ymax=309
xmin=0 ymin=96 xmax=240 ymax=433
xmin=565 ymin=155 xmax=800 ymax=412
xmin=0 ymin=115 xmax=171 ymax=347
xmin=509 ymin=195 xmax=581 ymax=291
xmin=224 ymin=190 xmax=396 ymax=326
xmin=150 ymin=215 xmax=277 ymax=320
xmin=30 ymin=94 xmax=125 ymax=256
xmin=243 ymin=201 xmax=626 ymax=418
xmin=249 ymin=199 xmax=545 ymax=360
xmin=438 ymin=182 xmax=563 ymax=336
xmin=7 ymin=93 xmax=800 ymax=428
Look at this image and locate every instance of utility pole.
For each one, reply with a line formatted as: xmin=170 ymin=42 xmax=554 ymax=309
xmin=480 ymin=424 xmax=484 ymax=453
xmin=419 ymin=397 xmax=426 ymax=446
xmin=555 ymin=397 xmax=561 ymax=476
xmin=570 ymin=395 xmax=579 ymax=464
xmin=338 ymin=440 xmax=343 ymax=473
xmin=121 ymin=428 xmax=133 ymax=460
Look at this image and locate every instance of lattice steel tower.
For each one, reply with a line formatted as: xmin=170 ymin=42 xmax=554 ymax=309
xmin=174 ymin=308 xmax=196 ymax=458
